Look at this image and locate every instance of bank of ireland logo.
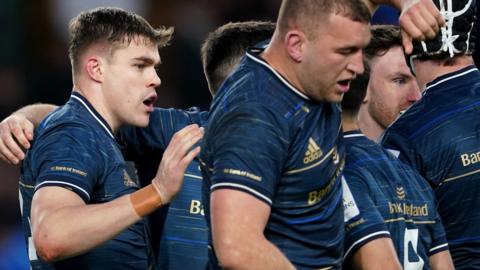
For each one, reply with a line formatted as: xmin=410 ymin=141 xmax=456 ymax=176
xmin=303 ymin=137 xmax=323 ymax=164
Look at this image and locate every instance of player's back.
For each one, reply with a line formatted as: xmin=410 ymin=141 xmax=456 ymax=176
xmin=120 ymin=107 xmax=209 ymax=270
xmin=343 ymin=131 xmax=447 ymax=269
xmin=20 ymin=92 xmax=150 ymax=270
xmin=382 ymin=65 xmax=480 ymax=268
xmin=201 ymin=47 xmax=345 ymax=269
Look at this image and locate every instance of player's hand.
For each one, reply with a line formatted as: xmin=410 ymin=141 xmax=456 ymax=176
xmin=398 ymin=0 xmax=445 ymax=54
xmin=152 ymin=124 xmax=204 ymax=203
xmin=0 ymin=114 xmax=34 ymax=165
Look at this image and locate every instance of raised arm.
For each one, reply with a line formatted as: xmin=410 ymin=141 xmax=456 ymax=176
xmin=31 ymin=124 xmax=203 ymax=262
xmin=363 ymin=0 xmax=444 ymax=53
xmin=0 ymin=103 xmax=57 ymax=164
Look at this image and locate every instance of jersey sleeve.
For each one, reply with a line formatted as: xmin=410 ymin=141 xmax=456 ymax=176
xmin=32 ymin=124 xmax=103 ymax=203
xmin=428 ymin=196 xmax=449 ymax=255
xmin=342 ymin=170 xmax=391 ymax=260
xmin=207 ymin=103 xmax=289 ymax=205
xmin=119 ymin=107 xmax=208 ymax=160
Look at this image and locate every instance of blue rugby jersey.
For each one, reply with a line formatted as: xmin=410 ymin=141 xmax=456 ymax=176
xmin=20 ymin=92 xmax=149 ymax=270
xmin=382 ymin=65 xmax=480 ymax=269
xmin=342 ymin=131 xmax=447 ymax=269
xmin=119 ymin=107 xmax=209 ymax=270
xmin=200 ymin=47 xmax=345 ymax=270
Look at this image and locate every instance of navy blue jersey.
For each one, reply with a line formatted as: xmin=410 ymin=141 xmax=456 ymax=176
xmin=20 ymin=92 xmax=150 ymax=270
xmin=381 ymin=65 xmax=480 ymax=269
xmin=342 ymin=131 xmax=448 ymax=269
xmin=120 ymin=107 xmax=209 ymax=270
xmin=200 ymin=47 xmax=345 ymax=269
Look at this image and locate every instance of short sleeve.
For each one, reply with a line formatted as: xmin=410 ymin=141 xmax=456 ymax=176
xmin=343 ymin=170 xmax=391 ymax=259
xmin=32 ymin=124 xmax=103 ymax=203
xmin=207 ymin=103 xmax=289 ymax=205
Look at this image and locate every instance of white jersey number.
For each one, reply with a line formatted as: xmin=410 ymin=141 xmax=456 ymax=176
xmin=403 ymin=228 xmax=424 ymax=270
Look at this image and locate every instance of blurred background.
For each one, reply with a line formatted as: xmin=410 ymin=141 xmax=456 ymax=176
xmin=0 ymin=1 xmax=473 ymax=269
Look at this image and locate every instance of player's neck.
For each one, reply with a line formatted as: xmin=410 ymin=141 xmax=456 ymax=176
xmin=416 ymin=55 xmax=474 ymax=91
xmin=341 ymin=112 xmax=360 ymax=132
xmin=261 ymin=41 xmax=306 ymax=96
xmin=357 ymin=106 xmax=383 ymax=141
xmin=73 ymin=82 xmax=120 ymax=133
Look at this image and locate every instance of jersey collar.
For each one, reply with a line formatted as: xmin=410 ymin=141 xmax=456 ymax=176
xmin=343 ymin=130 xmax=365 ymax=139
xmin=70 ymin=91 xmax=115 ymax=139
xmin=424 ymin=65 xmax=478 ymax=95
xmin=246 ymin=47 xmax=310 ymax=101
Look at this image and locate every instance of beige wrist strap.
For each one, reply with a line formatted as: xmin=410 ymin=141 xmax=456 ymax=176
xmin=130 ymin=184 xmax=163 ymax=217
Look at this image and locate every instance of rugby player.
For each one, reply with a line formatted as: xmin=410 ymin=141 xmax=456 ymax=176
xmin=381 ymin=0 xmax=480 ymax=268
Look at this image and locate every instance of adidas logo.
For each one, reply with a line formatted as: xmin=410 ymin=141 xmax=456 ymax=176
xmin=303 ymin=138 xmax=323 ymax=164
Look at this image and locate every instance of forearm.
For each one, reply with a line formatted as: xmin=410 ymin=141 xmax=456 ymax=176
xmin=216 ymin=236 xmax=295 ymax=270
xmin=33 ymin=194 xmax=140 ymax=261
xmin=429 ymin=250 xmax=454 ymax=270
xmin=14 ymin=103 xmax=58 ymax=126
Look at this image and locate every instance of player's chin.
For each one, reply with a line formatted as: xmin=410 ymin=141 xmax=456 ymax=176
xmin=130 ymin=114 xmax=150 ymax=127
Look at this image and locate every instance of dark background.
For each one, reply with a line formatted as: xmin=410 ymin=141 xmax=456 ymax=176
xmin=0 ymin=1 xmax=476 ymax=269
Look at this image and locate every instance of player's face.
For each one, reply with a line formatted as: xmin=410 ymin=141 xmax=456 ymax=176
xmin=299 ymin=14 xmax=370 ymax=103
xmin=103 ymin=37 xmax=160 ymax=128
xmin=366 ymin=46 xmax=421 ymax=129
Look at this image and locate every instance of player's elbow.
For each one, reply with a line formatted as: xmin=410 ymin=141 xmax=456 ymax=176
xmin=33 ymin=228 xmax=67 ymax=262
xmin=214 ymin=237 xmax=249 ymax=269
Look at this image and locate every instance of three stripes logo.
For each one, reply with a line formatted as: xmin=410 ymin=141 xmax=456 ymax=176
xmin=303 ymin=138 xmax=323 ymax=164
xmin=396 ymin=186 xmax=406 ymax=200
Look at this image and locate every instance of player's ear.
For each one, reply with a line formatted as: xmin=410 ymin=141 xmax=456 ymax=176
xmin=85 ymin=56 xmax=103 ymax=83
xmin=285 ymin=30 xmax=305 ymax=63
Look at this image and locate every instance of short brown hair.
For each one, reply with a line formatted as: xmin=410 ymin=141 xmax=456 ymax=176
xmin=364 ymin=25 xmax=402 ymax=61
xmin=277 ymin=0 xmax=371 ymax=37
xmin=201 ymin=21 xmax=275 ymax=95
xmin=68 ymin=7 xmax=173 ymax=72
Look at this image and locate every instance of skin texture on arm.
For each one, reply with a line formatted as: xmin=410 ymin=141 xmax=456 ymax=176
xmin=0 ymin=104 xmax=57 ymax=164
xmin=350 ymin=237 xmax=402 ymax=270
xmin=31 ymin=124 xmax=203 ymax=262
xmin=211 ymin=189 xmax=295 ymax=270
xmin=429 ymin=250 xmax=454 ymax=270
xmin=363 ymin=0 xmax=444 ymax=53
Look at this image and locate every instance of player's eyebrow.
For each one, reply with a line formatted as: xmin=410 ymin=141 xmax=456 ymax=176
xmin=132 ymin=56 xmax=161 ymax=65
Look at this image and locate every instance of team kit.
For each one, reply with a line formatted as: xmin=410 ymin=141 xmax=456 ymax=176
xmin=1 ymin=0 xmax=480 ymax=269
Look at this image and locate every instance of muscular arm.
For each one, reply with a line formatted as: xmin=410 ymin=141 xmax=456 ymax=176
xmin=429 ymin=250 xmax=454 ymax=270
xmin=31 ymin=124 xmax=203 ymax=262
xmin=350 ymin=238 xmax=402 ymax=270
xmin=0 ymin=103 xmax=57 ymax=164
xmin=211 ymin=189 xmax=295 ymax=270
xmin=31 ymin=187 xmax=140 ymax=261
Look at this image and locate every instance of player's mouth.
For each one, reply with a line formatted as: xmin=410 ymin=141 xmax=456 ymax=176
xmin=336 ymin=79 xmax=351 ymax=93
xmin=143 ymin=94 xmax=157 ymax=112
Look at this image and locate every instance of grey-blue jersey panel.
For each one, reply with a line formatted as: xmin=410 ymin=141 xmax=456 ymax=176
xmin=20 ymin=92 xmax=149 ymax=270
xmin=201 ymin=47 xmax=345 ymax=269
xmin=119 ymin=107 xmax=209 ymax=270
xmin=343 ymin=131 xmax=447 ymax=269
xmin=382 ymin=65 xmax=480 ymax=269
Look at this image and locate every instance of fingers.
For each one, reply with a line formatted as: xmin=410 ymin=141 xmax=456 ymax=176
xmin=11 ymin=119 xmax=32 ymax=149
xmin=399 ymin=0 xmax=445 ymax=53
xmin=401 ymin=30 xmax=413 ymax=55
xmin=166 ymin=124 xmax=203 ymax=160
xmin=0 ymin=136 xmax=20 ymax=165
